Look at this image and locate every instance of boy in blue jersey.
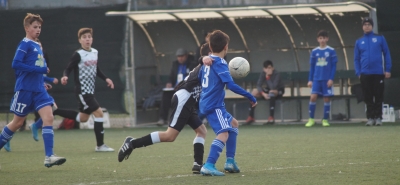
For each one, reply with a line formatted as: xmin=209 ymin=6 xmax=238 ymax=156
xmin=0 ymin=13 xmax=66 ymax=167
xmin=199 ymin=30 xmax=257 ymax=176
xmin=305 ymin=30 xmax=338 ymax=127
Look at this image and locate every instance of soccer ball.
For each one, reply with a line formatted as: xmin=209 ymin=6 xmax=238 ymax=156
xmin=228 ymin=57 xmax=250 ymax=78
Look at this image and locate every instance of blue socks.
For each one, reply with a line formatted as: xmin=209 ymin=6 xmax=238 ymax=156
xmin=35 ymin=118 xmax=43 ymax=128
xmin=226 ymin=128 xmax=238 ymax=158
xmin=324 ymin=102 xmax=331 ymax=120
xmin=206 ymin=139 xmax=225 ymax=164
xmin=309 ymin=102 xmax=316 ymax=119
xmin=42 ymin=126 xmax=54 ymax=157
xmin=0 ymin=126 xmax=14 ymax=149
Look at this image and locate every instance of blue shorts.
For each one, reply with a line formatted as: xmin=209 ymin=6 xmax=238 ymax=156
xmin=311 ymin=80 xmax=334 ymax=97
xmin=206 ymin=108 xmax=234 ymax=135
xmin=10 ymin=90 xmax=54 ymax=117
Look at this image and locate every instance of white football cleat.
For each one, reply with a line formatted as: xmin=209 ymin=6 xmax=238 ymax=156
xmin=44 ymin=155 xmax=66 ymax=168
xmin=95 ymin=144 xmax=115 ymax=152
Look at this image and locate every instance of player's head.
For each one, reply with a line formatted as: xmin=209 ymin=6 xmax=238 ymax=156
xmin=78 ymin=28 xmax=93 ymax=50
xmin=24 ymin=13 xmax=43 ymax=40
xmin=317 ymin=30 xmax=329 ymax=47
xmin=208 ymin=30 xmax=230 ymax=56
xmin=362 ymin=17 xmax=373 ymax=33
xmin=200 ymin=43 xmax=211 ymax=56
xmin=263 ymin=60 xmax=274 ymax=75
xmin=175 ymin=48 xmax=188 ymax=64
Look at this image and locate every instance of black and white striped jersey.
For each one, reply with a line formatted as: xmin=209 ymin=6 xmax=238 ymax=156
xmin=63 ymin=48 xmax=107 ymax=95
xmin=174 ymin=64 xmax=202 ymax=107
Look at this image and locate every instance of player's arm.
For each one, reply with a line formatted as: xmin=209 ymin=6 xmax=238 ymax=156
xmin=61 ymin=52 xmax=80 ymax=85
xmin=12 ymin=43 xmax=47 ymax=74
xmin=308 ymin=52 xmax=316 ymax=88
xmin=44 ymin=76 xmax=55 ymax=84
xmin=215 ymin=62 xmax=257 ymax=105
xmin=354 ymin=41 xmax=361 ymax=77
xmin=381 ymin=36 xmax=392 ymax=78
xmin=97 ymin=66 xmax=114 ymax=89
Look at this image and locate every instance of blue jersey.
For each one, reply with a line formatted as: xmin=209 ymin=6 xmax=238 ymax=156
xmin=308 ymin=46 xmax=337 ymax=81
xmin=12 ymin=38 xmax=48 ymax=92
xmin=198 ymin=55 xmax=233 ymax=114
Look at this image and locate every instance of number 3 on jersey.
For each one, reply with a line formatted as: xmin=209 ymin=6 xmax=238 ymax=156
xmin=202 ymin=66 xmax=210 ymax=88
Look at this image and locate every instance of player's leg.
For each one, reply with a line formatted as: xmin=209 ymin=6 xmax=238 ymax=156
xmin=306 ymin=81 xmax=320 ymax=127
xmin=322 ymin=81 xmax=334 ymax=127
xmin=30 ymin=103 xmax=57 ymax=141
xmin=188 ymin=113 xmax=207 ymax=174
xmin=36 ymin=92 xmax=66 ymax=167
xmin=92 ymin=107 xmax=113 ymax=152
xmin=224 ymin=117 xmax=240 ymax=173
xmin=118 ymin=92 xmax=191 ymax=162
xmin=246 ymin=88 xmax=261 ymax=125
xmin=1 ymin=91 xmax=31 ymax=151
xmin=201 ymin=108 xmax=233 ymax=176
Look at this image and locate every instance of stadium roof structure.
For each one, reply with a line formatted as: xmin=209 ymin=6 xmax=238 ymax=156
xmin=106 ymin=1 xmax=375 ymax=126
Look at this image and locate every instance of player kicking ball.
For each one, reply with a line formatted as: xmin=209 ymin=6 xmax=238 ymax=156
xmin=199 ymin=30 xmax=256 ymax=176
xmin=0 ymin=13 xmax=66 ymax=167
xmin=118 ymin=43 xmax=213 ymax=174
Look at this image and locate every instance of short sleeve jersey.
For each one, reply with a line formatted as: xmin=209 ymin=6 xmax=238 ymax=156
xmin=199 ymin=55 xmax=233 ymax=114
xmin=174 ymin=64 xmax=202 ymax=107
xmin=309 ymin=46 xmax=338 ymax=81
xmin=13 ymin=38 xmax=47 ymax=92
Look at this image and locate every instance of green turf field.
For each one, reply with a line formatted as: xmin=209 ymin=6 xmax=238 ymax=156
xmin=1 ymin=123 xmax=400 ymax=185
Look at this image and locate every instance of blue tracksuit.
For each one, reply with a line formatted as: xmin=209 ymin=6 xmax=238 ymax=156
xmin=354 ymin=32 xmax=392 ymax=76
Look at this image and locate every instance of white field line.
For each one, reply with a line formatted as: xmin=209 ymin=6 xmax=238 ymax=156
xmin=73 ymin=159 xmax=399 ymax=185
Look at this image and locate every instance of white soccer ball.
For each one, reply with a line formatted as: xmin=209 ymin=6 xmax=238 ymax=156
xmin=229 ymin=57 xmax=250 ymax=79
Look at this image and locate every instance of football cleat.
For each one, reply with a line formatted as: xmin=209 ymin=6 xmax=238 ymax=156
xmin=95 ymin=144 xmax=114 ymax=152
xmin=118 ymin=137 xmax=134 ymax=162
xmin=375 ymin=118 xmax=382 ymax=126
xmin=322 ymin=119 xmax=330 ymax=127
xmin=29 ymin=123 xmax=39 ymax=141
xmin=224 ymin=157 xmax=240 ymax=173
xmin=365 ymin=118 xmax=375 ymax=126
xmin=305 ymin=118 xmax=315 ymax=127
xmin=4 ymin=141 xmax=11 ymax=152
xmin=44 ymin=155 xmax=66 ymax=168
xmin=192 ymin=162 xmax=202 ymax=174
xmin=200 ymin=163 xmax=225 ymax=176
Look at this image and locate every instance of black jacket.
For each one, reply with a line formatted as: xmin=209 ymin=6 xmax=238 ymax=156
xmin=257 ymin=70 xmax=284 ymax=92
xmin=169 ymin=54 xmax=197 ymax=86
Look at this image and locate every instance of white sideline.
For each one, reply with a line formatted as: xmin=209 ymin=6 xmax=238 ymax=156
xmin=73 ymin=159 xmax=399 ymax=185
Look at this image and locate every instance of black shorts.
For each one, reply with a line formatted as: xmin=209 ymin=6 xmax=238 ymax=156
xmin=168 ymin=89 xmax=202 ymax=132
xmin=76 ymin=94 xmax=100 ymax=114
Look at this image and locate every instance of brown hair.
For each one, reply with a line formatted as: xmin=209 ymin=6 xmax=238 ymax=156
xmin=23 ymin=13 xmax=43 ymax=27
xmin=200 ymin=43 xmax=211 ymax=56
xmin=208 ymin=30 xmax=230 ymax=53
xmin=78 ymin=28 xmax=93 ymax=39
xmin=317 ymin=30 xmax=328 ymax=37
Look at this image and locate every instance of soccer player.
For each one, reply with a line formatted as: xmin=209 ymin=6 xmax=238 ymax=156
xmin=117 ymin=43 xmax=213 ymax=174
xmin=199 ymin=30 xmax=257 ymax=176
xmin=305 ymin=30 xmax=338 ymax=127
xmin=60 ymin=28 xmax=115 ymax=152
xmin=0 ymin=13 xmax=66 ymax=167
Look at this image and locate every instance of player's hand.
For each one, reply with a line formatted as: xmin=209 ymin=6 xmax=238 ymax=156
xmin=166 ymin=83 xmax=172 ymax=88
xmin=327 ymin=80 xmax=333 ymax=88
xmin=47 ymin=67 xmax=50 ymax=74
xmin=53 ymin=78 xmax=59 ymax=84
xmin=385 ymin=72 xmax=391 ymax=79
xmin=203 ymin=56 xmax=214 ymax=66
xmin=61 ymin=76 xmax=68 ymax=85
xmin=44 ymin=83 xmax=52 ymax=90
xmin=307 ymin=81 xmax=313 ymax=88
xmin=250 ymin=101 xmax=258 ymax=107
xmin=106 ymin=78 xmax=114 ymax=89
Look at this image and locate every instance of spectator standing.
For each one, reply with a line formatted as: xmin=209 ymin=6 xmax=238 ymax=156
xmin=354 ymin=17 xmax=392 ymax=126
